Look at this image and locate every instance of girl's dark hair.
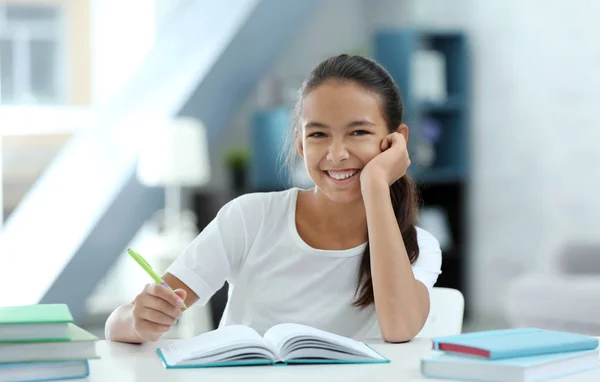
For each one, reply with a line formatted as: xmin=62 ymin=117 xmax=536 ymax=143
xmin=283 ymin=54 xmax=420 ymax=309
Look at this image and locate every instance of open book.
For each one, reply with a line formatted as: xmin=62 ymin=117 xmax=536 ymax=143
xmin=156 ymin=323 xmax=389 ymax=368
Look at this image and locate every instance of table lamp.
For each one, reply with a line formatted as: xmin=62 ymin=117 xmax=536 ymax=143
xmin=136 ymin=116 xmax=211 ymax=264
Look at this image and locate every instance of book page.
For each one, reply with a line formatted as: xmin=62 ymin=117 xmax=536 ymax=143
xmin=263 ymin=323 xmax=384 ymax=361
xmin=159 ymin=325 xmax=276 ymax=366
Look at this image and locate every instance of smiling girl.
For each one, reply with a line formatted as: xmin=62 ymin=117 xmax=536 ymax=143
xmin=105 ymin=54 xmax=442 ymax=344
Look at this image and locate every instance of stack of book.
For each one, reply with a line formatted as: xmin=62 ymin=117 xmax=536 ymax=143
xmin=0 ymin=304 xmax=99 ymax=381
xmin=420 ymin=328 xmax=600 ymax=382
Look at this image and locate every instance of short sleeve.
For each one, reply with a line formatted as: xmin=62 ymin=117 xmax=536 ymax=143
xmin=166 ymin=198 xmax=248 ymax=306
xmin=411 ymin=227 xmax=443 ymax=291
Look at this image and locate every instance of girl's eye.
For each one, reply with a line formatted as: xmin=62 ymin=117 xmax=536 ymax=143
xmin=308 ymin=132 xmax=326 ymax=138
xmin=351 ymin=130 xmax=369 ymax=136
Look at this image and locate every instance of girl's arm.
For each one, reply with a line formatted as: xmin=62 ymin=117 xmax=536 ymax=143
xmin=361 ymin=176 xmax=430 ymax=343
xmin=106 ymin=195 xmax=254 ymax=342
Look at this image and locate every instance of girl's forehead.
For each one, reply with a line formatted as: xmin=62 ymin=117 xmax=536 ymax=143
xmin=304 ymin=82 xmax=381 ymax=110
xmin=300 ymin=83 xmax=385 ymax=126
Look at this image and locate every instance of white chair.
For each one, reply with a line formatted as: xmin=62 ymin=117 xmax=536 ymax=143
xmin=416 ymin=287 xmax=465 ymax=338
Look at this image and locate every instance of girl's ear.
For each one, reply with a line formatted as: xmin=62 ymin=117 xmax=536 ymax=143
xmin=396 ymin=124 xmax=409 ymax=142
xmin=296 ymin=129 xmax=304 ymax=158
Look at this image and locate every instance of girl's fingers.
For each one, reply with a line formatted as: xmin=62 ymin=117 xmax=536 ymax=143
xmin=381 ymin=136 xmax=391 ymax=150
xmin=381 ymin=132 xmax=406 ymax=151
xmin=139 ymin=308 xmax=178 ymax=326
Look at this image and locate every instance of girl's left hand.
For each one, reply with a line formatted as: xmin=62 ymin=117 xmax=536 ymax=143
xmin=360 ymin=132 xmax=411 ymax=187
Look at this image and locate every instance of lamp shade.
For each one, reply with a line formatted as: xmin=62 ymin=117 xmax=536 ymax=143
xmin=137 ymin=117 xmax=211 ymax=187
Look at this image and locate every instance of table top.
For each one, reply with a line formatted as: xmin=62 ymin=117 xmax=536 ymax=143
xmin=86 ymin=338 xmax=600 ymax=381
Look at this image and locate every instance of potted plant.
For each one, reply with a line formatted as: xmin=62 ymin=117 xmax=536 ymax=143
xmin=224 ymin=147 xmax=250 ymax=194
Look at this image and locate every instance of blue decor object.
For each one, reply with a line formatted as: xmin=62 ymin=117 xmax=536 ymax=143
xmin=250 ymin=107 xmax=291 ymax=190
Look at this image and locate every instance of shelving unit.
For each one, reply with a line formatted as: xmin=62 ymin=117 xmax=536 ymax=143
xmin=374 ymin=29 xmax=470 ymax=317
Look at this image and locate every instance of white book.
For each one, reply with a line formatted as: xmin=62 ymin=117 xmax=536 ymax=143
xmin=0 ymin=324 xmax=98 ymax=363
xmin=420 ymin=348 xmax=600 ymax=382
xmin=157 ymin=323 xmax=388 ymax=368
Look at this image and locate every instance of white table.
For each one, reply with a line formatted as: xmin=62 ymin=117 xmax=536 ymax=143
xmin=86 ymin=338 xmax=600 ymax=381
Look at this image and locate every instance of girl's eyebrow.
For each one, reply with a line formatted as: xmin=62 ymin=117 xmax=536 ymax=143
xmin=305 ymin=121 xmax=329 ymax=129
xmin=305 ymin=120 xmax=376 ymax=129
xmin=347 ymin=120 xmax=376 ymax=128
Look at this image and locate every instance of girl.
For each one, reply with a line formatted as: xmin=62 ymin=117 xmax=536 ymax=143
xmin=105 ymin=54 xmax=442 ymax=344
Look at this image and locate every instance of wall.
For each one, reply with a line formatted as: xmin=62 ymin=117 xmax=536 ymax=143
xmin=152 ymin=0 xmax=186 ymax=34
xmin=66 ymin=0 xmax=91 ymax=105
xmin=90 ymin=0 xmax=157 ymax=106
xmin=465 ymin=0 xmax=600 ymax=319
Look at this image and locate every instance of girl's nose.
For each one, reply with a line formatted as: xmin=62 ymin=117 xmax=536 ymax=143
xmin=326 ymin=140 xmax=349 ymax=164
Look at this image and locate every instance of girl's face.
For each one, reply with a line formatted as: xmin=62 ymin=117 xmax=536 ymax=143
xmin=297 ymin=81 xmax=390 ymax=204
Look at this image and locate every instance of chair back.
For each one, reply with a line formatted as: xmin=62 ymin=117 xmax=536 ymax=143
xmin=416 ymin=287 xmax=465 ymax=338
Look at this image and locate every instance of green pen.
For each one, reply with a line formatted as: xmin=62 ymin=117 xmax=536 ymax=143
xmin=127 ymin=248 xmax=187 ymax=309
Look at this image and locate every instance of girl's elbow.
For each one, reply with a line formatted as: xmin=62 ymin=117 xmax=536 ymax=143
xmin=382 ymin=333 xmax=411 ymax=343
xmin=381 ymin=327 xmax=418 ymax=343
xmin=380 ymin=317 xmax=424 ymax=343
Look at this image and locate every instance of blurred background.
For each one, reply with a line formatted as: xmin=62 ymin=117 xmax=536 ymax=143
xmin=1 ymin=0 xmax=599 ymax=340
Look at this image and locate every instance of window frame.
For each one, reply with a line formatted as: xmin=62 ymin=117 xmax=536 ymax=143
xmin=0 ymin=3 xmax=68 ymax=106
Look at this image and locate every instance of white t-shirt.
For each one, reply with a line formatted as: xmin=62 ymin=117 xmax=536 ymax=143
xmin=167 ymin=187 xmax=442 ymax=339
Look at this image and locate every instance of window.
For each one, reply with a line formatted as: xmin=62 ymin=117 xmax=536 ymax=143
xmin=0 ymin=3 xmax=66 ymax=105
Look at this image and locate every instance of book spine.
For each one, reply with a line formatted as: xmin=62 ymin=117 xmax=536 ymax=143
xmin=437 ymin=343 xmax=490 ymax=358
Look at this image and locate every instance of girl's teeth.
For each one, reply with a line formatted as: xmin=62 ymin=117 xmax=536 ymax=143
xmin=328 ymin=171 xmax=357 ymax=180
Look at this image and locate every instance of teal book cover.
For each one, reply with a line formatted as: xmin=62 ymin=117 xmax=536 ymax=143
xmin=431 ymin=328 xmax=599 ymax=360
xmin=0 ymin=304 xmax=73 ymax=325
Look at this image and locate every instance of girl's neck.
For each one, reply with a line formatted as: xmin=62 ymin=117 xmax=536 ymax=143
xmin=299 ymin=188 xmax=368 ymax=242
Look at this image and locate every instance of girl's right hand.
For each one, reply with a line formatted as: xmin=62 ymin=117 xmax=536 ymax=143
xmin=131 ymin=283 xmax=187 ymax=341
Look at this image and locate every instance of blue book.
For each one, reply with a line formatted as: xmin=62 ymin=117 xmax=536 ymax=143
xmin=0 ymin=360 xmax=89 ymax=382
xmin=431 ymin=328 xmax=599 ymax=360
xmin=156 ymin=323 xmax=389 ymax=368
xmin=421 ymin=348 xmax=600 ymax=382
